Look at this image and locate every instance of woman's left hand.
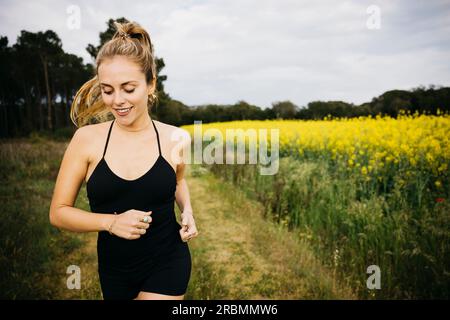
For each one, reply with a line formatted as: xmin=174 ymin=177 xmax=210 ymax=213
xmin=179 ymin=211 xmax=199 ymax=242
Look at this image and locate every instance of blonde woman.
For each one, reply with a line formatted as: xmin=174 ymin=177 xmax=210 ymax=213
xmin=49 ymin=21 xmax=198 ymax=300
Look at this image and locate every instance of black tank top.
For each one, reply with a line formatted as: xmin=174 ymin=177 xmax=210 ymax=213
xmin=86 ymin=119 xmax=182 ymax=275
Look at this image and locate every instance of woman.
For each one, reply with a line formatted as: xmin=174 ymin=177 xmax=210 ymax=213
xmin=49 ymin=21 xmax=198 ymax=300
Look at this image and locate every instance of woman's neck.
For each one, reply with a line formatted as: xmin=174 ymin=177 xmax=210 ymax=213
xmin=115 ymin=115 xmax=152 ymax=133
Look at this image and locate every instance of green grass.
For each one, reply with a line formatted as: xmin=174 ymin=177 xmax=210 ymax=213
xmin=208 ymin=156 xmax=450 ymax=299
xmin=0 ymin=138 xmax=84 ymax=299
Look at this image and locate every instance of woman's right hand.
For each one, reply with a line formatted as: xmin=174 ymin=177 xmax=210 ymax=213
xmin=109 ymin=209 xmax=152 ymax=240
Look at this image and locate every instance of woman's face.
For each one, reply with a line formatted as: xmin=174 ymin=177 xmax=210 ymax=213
xmin=98 ymin=55 xmax=153 ymax=125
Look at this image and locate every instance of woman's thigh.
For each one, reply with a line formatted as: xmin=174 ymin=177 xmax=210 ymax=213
xmin=134 ymin=291 xmax=184 ymax=300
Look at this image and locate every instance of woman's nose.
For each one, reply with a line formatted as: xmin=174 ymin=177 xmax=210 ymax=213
xmin=113 ymin=91 xmax=126 ymax=106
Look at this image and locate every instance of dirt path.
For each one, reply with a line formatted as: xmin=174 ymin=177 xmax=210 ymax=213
xmin=56 ymin=164 xmax=355 ymax=299
xmin=185 ymin=165 xmax=355 ymax=299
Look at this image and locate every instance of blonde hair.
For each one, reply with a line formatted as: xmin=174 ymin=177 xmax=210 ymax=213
xmin=70 ymin=20 xmax=158 ymax=127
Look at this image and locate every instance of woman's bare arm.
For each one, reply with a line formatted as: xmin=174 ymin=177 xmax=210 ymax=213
xmin=175 ymin=164 xmax=193 ymax=214
xmin=49 ymin=126 xmax=115 ymax=233
xmin=173 ymin=130 xmax=198 ymax=241
xmin=174 ymin=131 xmax=193 ymax=214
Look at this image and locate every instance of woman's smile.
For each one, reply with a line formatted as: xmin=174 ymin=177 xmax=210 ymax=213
xmin=114 ymin=106 xmax=134 ymax=117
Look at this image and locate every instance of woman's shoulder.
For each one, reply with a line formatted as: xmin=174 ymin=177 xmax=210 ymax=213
xmin=153 ymin=119 xmax=191 ymax=144
xmin=76 ymin=120 xmax=112 ymax=137
xmin=72 ymin=120 xmax=113 ymax=160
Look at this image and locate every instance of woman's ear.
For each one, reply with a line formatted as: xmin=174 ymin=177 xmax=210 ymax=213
xmin=147 ymin=77 xmax=156 ymax=95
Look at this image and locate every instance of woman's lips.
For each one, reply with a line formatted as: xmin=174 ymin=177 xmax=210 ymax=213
xmin=114 ymin=106 xmax=133 ymax=116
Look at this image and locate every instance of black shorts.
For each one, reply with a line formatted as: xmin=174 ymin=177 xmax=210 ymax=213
xmin=98 ymin=243 xmax=191 ymax=300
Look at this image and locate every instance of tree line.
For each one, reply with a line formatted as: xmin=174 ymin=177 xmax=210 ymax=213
xmin=1 ymin=18 xmax=449 ymax=138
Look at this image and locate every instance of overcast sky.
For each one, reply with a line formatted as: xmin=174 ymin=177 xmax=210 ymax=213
xmin=1 ymin=0 xmax=450 ymax=108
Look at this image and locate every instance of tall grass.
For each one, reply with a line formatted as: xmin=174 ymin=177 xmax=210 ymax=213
xmin=207 ymin=155 xmax=449 ymax=299
xmin=0 ymin=136 xmax=83 ymax=299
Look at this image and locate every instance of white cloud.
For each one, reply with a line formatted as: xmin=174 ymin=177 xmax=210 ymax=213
xmin=1 ymin=0 xmax=449 ymax=108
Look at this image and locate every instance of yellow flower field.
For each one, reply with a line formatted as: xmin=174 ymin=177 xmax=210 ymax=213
xmin=183 ymin=112 xmax=449 ymax=190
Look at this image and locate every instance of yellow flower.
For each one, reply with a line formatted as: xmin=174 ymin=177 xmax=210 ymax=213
xmin=438 ymin=163 xmax=448 ymax=172
xmin=361 ymin=166 xmax=368 ymax=175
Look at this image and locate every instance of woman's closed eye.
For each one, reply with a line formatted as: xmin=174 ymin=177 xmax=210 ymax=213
xmin=103 ymin=89 xmax=135 ymax=95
